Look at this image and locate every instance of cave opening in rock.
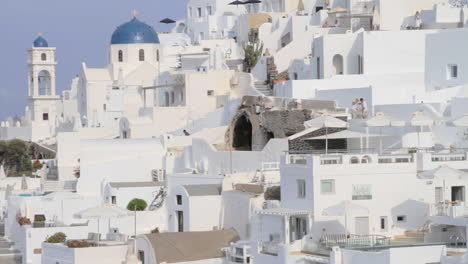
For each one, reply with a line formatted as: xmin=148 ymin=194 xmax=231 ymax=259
xmin=232 ymin=115 xmax=252 ymax=150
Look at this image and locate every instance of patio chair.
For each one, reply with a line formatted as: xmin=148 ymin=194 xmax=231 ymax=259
xmin=87 ymin=232 xmax=101 ymax=245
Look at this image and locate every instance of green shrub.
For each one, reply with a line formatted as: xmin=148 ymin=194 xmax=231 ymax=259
xmin=46 ymin=232 xmax=67 ymax=243
xmin=264 ymin=186 xmax=281 ymax=201
xmin=127 ymin=198 xmax=147 ymax=211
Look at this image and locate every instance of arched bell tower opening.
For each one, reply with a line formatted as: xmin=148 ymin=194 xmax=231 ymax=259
xmin=38 ymin=70 xmax=51 ymax=96
xmin=232 ymin=114 xmax=253 ymax=151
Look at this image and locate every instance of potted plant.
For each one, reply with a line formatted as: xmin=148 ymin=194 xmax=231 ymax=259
xmin=17 ymin=217 xmax=31 ymax=226
xmin=127 ymin=198 xmax=148 ymax=211
xmin=45 ymin=232 xmax=67 ymax=243
xmin=67 ymin=240 xmax=91 ymax=248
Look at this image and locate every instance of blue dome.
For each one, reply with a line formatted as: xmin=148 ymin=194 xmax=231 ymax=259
xmin=33 ymin=36 xmax=48 ymax=47
xmin=111 ymin=17 xmax=159 ymax=45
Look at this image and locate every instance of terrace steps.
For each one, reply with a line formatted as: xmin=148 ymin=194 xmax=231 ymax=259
xmin=392 ymin=230 xmax=425 ymax=244
xmin=255 ymin=81 xmax=273 ymax=96
xmin=0 ymin=226 xmax=22 ymax=264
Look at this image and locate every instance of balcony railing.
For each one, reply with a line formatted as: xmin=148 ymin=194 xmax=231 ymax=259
xmin=319 ymin=234 xmax=391 ymax=249
xmin=431 ymin=153 xmax=467 ymax=162
xmin=320 ymin=156 xmax=343 ymax=165
xmin=287 ymin=155 xmax=309 ymax=165
xmin=259 ymin=241 xmax=279 ymax=256
xmin=430 ymin=202 xmax=468 ymax=218
xmin=262 ymin=162 xmax=280 ymax=171
xmin=377 ymin=155 xmax=414 ymax=164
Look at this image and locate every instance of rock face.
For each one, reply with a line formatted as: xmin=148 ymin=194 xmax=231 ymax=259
xmin=227 ymin=96 xmax=346 ymax=151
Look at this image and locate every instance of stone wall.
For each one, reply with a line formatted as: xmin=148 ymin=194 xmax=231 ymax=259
xmin=227 ymin=96 xmax=346 ymax=151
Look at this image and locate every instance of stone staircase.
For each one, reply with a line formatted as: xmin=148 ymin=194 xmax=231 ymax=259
xmin=254 ymin=81 xmax=273 ymax=96
xmin=0 ymin=224 xmax=22 ymax=264
xmin=392 ymin=230 xmax=425 ymax=244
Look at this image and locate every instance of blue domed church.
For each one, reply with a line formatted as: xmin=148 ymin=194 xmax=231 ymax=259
xmin=76 ymin=16 xmax=162 ymax=128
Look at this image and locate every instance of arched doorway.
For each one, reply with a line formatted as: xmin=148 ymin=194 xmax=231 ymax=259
xmin=232 ymin=115 xmax=252 ymax=151
xmin=332 ymin=54 xmax=344 ymax=75
xmin=38 ymin=70 xmax=51 ymax=95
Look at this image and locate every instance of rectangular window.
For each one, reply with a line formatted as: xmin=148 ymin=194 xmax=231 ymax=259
xmin=317 ymin=57 xmax=321 ymax=79
xmin=176 ymin=195 xmax=182 ymax=205
xmin=447 ymin=64 xmax=458 ymax=80
xmin=207 ymin=6 xmax=213 ymax=15
xmin=197 ymin=7 xmax=202 ymax=17
xmin=380 ymin=216 xmax=387 ymax=232
xmin=321 ymin=180 xmax=335 ymax=194
xmin=396 ymin=215 xmax=406 ymax=223
xmin=111 ymin=196 xmax=116 ymax=205
xmin=358 ymin=55 xmax=363 ymax=74
xmin=188 ymin=7 xmax=192 ymax=17
xmin=297 ymin=179 xmax=306 ymax=198
xmin=207 ymin=90 xmax=214 ymax=96
xmin=42 ymin=113 xmax=49 ymax=121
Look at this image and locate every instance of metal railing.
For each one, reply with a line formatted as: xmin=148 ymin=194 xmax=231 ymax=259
xmin=261 ymin=162 xmax=280 ymax=171
xmin=259 ymin=241 xmax=279 ymax=255
xmin=431 ymin=153 xmax=467 ymax=162
xmin=430 ymin=202 xmax=468 ymax=218
xmin=287 ymin=155 xmax=309 ymax=165
xmin=319 ymin=234 xmax=391 ymax=249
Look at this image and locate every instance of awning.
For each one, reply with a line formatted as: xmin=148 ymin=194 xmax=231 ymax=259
xmin=257 ymin=208 xmax=311 ymax=216
xmin=328 ymin=7 xmax=348 ymax=14
xmin=304 ymin=130 xmax=387 ymax=140
xmin=418 ymin=165 xmax=468 ymax=180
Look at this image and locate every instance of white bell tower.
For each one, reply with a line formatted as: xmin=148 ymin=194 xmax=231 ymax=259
xmin=27 ymin=33 xmax=59 ymax=124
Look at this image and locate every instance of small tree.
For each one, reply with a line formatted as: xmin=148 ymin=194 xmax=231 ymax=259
xmin=127 ymin=198 xmax=147 ymax=211
xmin=243 ymin=40 xmax=264 ymax=73
xmin=264 ymin=186 xmax=281 ymax=201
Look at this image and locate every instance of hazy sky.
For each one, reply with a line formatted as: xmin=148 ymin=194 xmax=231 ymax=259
xmin=0 ymin=0 xmax=186 ymax=120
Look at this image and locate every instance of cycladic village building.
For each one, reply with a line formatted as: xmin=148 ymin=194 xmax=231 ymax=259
xmin=4 ymin=0 xmax=468 ymax=263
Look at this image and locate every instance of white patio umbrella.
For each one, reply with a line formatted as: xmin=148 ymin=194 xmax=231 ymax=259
xmin=0 ymin=165 xmax=6 ymax=180
xmin=4 ymin=184 xmax=14 ymax=201
xmin=451 ymin=115 xmax=468 ymax=127
xmin=75 ymin=204 xmax=130 ymax=245
xmin=366 ymin=112 xmax=394 ymax=153
xmin=42 ymin=191 xmax=82 ymax=224
xmin=410 ymin=112 xmax=434 ymax=147
xmin=303 ymin=115 xmax=348 ymax=154
xmin=372 ymin=5 xmax=380 ymax=30
xmin=21 ymin=174 xmax=28 ymax=190
xmin=305 ymin=130 xmax=384 ymax=140
xmin=322 ymin=201 xmax=369 ymax=236
xmin=418 ymin=165 xmax=468 ymax=180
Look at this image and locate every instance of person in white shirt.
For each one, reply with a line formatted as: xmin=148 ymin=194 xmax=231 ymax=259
xmin=414 ymin=11 xmax=422 ymax=29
